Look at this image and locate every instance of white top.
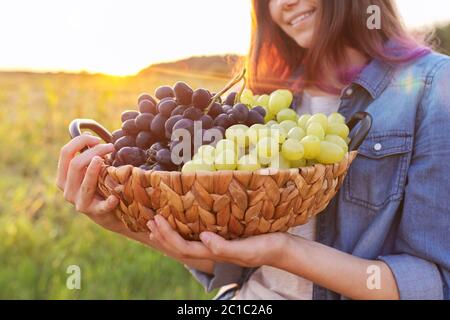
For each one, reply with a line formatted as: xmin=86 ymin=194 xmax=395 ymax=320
xmin=235 ymin=91 xmax=341 ymax=300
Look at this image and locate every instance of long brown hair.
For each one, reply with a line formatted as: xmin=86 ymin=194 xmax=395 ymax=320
xmin=247 ymin=0 xmax=430 ymax=94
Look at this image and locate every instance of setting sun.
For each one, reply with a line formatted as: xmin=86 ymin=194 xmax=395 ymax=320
xmin=0 ymin=0 xmax=449 ymax=76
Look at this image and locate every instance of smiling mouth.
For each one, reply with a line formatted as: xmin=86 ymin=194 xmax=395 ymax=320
xmin=289 ymin=9 xmax=316 ymax=26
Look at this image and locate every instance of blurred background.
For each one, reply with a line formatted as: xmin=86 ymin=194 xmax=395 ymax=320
xmin=0 ymin=0 xmax=449 ymax=299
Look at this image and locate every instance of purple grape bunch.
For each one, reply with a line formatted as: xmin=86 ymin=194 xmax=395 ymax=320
xmin=109 ymin=82 xmax=265 ymax=172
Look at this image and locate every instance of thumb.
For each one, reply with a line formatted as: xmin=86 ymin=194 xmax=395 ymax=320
xmin=199 ymin=232 xmax=228 ymax=256
xmin=93 ymin=195 xmax=119 ymax=215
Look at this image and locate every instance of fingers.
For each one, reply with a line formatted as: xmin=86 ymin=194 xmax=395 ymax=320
xmin=78 ymin=156 xmax=103 ymax=210
xmin=148 ymin=216 xmax=213 ymax=260
xmin=89 ymin=195 xmax=119 ymax=215
xmin=199 ymin=232 xmax=275 ymax=267
xmin=200 ymin=232 xmax=237 ymax=257
xmin=63 ymin=143 xmax=114 ymax=202
xmin=56 ymin=134 xmax=102 ymax=190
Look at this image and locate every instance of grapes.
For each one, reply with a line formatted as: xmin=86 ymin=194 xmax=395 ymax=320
xmin=275 ymin=89 xmax=293 ymax=107
xmin=306 ymin=122 xmax=326 ymax=140
xmin=279 ymin=120 xmax=297 ymax=134
xmin=207 ymin=102 xmax=223 ymax=119
xmin=151 ymin=114 xmax=168 ymax=139
xmin=328 ymin=112 xmax=346 ymax=124
xmin=165 ymin=115 xmax=184 ymax=138
xmin=214 ymin=114 xmax=230 ymax=129
xmin=174 ymin=81 xmax=193 ymax=105
xmin=247 ymin=124 xmax=265 ymax=145
xmin=122 ymin=119 xmax=140 ymax=135
xmin=135 ymin=113 xmax=154 ymax=131
xmin=252 ymin=106 xmax=267 ymax=118
xmin=269 ymin=124 xmax=287 ymax=144
xmin=121 ymin=110 xmax=140 ymax=123
xmin=301 ymin=135 xmax=321 ymax=159
xmin=256 ymin=95 xmax=270 ymax=108
xmin=117 ymin=147 xmax=146 ymax=167
xmin=173 ymin=118 xmax=194 ymax=136
xmin=158 ymin=98 xmax=178 ymax=117
xmin=136 ymin=131 xmax=155 ymax=149
xmin=291 ymin=158 xmax=307 ymax=168
xmin=192 ymin=88 xmax=212 ymax=110
xmin=226 ymin=124 xmax=249 ymax=148
xmin=268 ymin=91 xmax=289 ymax=114
xmin=257 ymin=137 xmax=279 ymax=159
xmin=182 ymin=159 xmax=216 ymax=173
xmin=307 ymin=113 xmax=329 ymax=131
xmin=183 ymin=106 xmax=203 ymax=121
xmin=155 ymin=86 xmax=175 ymax=100
xmin=297 ymin=114 xmax=311 ymax=129
xmin=139 ymin=99 xmax=158 ymax=115
xmin=326 ymin=123 xmax=350 ymax=139
xmin=138 ymin=93 xmax=157 ymax=106
xmin=316 ymin=142 xmax=345 ymax=164
xmin=155 ymin=148 xmax=173 ymax=166
xmin=111 ymin=83 xmax=350 ymax=172
xmin=215 ymin=149 xmax=238 ymax=171
xmin=212 ymin=126 xmax=225 ymax=138
xmin=264 ymin=111 xmax=276 ymax=123
xmin=225 ymin=92 xmax=237 ymax=106
xmin=277 ymin=108 xmax=298 ymax=122
xmin=140 ymin=164 xmax=153 ymax=171
xmin=231 ymin=103 xmax=249 ymax=123
xmin=194 ymin=145 xmax=215 ymax=164
xmin=247 ymin=110 xmax=264 ymax=126
xmin=111 ymin=129 xmax=125 ymax=144
xmin=114 ymin=136 xmax=136 ymax=150
xmin=325 ymin=135 xmax=349 ymax=153
xmin=237 ymin=154 xmax=261 ymax=171
xmin=146 ymin=142 xmax=166 ymax=163
xmin=240 ymin=89 xmax=255 ymax=106
xmin=199 ymin=115 xmax=214 ymax=130
xmin=288 ymin=127 xmax=306 ymax=141
xmin=282 ymin=139 xmax=305 ymax=161
xmin=270 ymin=154 xmax=291 ymax=169
xmin=171 ymin=105 xmax=188 ymax=117
xmin=222 ymin=105 xmax=233 ymax=114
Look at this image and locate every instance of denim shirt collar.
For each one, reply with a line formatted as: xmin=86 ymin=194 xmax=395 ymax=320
xmin=352 ymin=58 xmax=396 ymax=99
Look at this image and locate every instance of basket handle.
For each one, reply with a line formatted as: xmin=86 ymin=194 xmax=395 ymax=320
xmin=346 ymin=112 xmax=373 ymax=152
xmin=69 ymin=119 xmax=113 ymax=151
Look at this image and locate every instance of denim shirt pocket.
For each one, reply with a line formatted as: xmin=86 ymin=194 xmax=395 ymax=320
xmin=344 ymin=131 xmax=413 ymax=211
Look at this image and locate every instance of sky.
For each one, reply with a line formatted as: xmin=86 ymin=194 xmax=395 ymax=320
xmin=0 ymin=0 xmax=449 ymax=76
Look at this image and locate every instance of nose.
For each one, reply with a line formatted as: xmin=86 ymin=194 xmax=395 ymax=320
xmin=279 ymin=0 xmax=299 ymax=10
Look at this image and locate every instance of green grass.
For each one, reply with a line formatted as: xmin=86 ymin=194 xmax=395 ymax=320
xmin=0 ymin=72 xmax=226 ymax=299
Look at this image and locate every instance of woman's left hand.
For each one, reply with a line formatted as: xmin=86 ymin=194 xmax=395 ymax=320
xmin=147 ymin=215 xmax=288 ymax=268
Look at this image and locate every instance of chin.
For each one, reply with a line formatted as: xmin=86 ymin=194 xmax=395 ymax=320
xmin=293 ymin=32 xmax=313 ymax=49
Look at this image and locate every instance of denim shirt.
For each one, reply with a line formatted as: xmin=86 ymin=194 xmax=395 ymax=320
xmin=189 ymin=51 xmax=450 ymax=300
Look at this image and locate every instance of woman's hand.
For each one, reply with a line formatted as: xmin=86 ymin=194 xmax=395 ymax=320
xmin=56 ymin=134 xmax=215 ymax=274
xmin=56 ymin=134 xmax=126 ymax=233
xmin=147 ymin=215 xmax=288 ymax=268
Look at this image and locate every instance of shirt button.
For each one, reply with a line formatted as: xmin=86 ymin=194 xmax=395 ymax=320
xmin=345 ymin=88 xmax=354 ymax=96
xmin=373 ymin=143 xmax=382 ymax=151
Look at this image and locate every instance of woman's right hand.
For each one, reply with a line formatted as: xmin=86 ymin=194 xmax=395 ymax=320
xmin=56 ymin=134 xmax=214 ymax=274
xmin=56 ymin=134 xmax=126 ymax=233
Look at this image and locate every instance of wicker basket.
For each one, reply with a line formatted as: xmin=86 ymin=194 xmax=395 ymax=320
xmin=69 ymin=112 xmax=372 ymax=240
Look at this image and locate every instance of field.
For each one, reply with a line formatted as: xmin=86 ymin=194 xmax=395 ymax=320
xmin=0 ymin=70 xmax=229 ymax=299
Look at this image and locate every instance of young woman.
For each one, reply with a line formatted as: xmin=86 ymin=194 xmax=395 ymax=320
xmin=57 ymin=0 xmax=450 ymax=300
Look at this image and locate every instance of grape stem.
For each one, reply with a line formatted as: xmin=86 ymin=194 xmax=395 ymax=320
xmin=235 ymin=76 xmax=247 ymax=105
xmin=206 ymin=68 xmax=247 ymax=110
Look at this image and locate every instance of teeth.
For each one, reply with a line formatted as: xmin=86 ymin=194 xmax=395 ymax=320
xmin=290 ymin=10 xmax=314 ymax=25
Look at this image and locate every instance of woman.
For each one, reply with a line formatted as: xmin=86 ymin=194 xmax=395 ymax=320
xmin=56 ymin=0 xmax=450 ymax=300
